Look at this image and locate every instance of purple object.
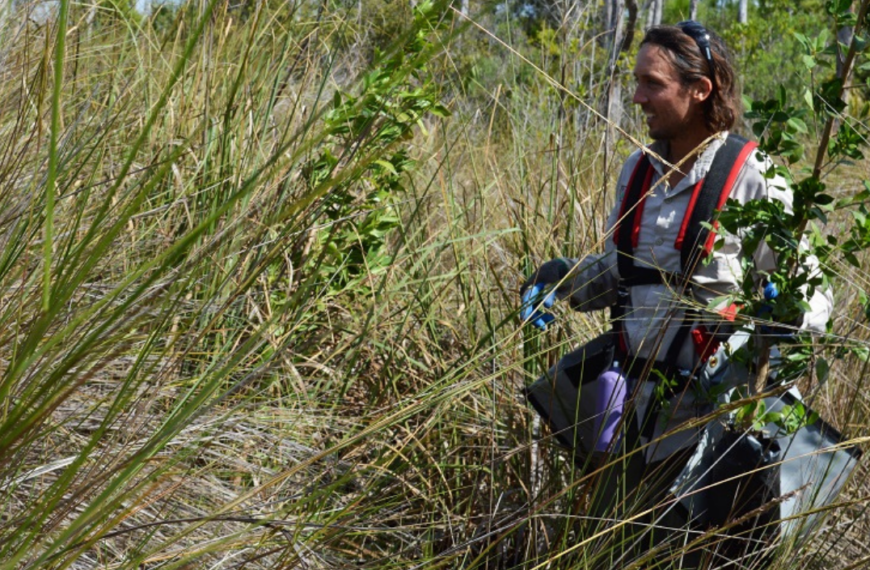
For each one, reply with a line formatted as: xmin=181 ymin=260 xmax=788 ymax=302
xmin=593 ymin=362 xmax=627 ymax=453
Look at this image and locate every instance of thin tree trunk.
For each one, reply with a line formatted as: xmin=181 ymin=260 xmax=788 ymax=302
xmin=609 ymin=0 xmax=624 ymax=50
xmin=689 ymin=0 xmax=699 ymax=20
xmin=643 ymin=0 xmax=663 ymax=28
xmin=739 ymin=0 xmax=749 ymax=24
xmin=651 ymin=0 xmax=663 ymax=26
xmin=605 ymin=0 xmax=626 ymax=163
xmin=600 ymin=0 xmax=614 ymax=48
xmin=622 ymin=0 xmax=638 ymax=52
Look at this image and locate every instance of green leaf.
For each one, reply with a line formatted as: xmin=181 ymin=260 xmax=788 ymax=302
xmin=794 ymin=32 xmax=812 ymax=52
xmin=816 ymin=357 xmax=830 ymax=384
xmin=815 ymin=192 xmax=834 ymax=205
xmin=804 ymin=88 xmax=815 ymax=111
xmin=787 ymin=117 xmax=809 ymax=134
xmin=374 ymin=160 xmax=398 ymax=175
xmin=752 ymin=122 xmax=766 ymax=137
xmin=429 ymin=104 xmax=451 ymax=117
xmin=817 ymin=27 xmax=831 ymax=48
xmin=763 ymin=411 xmax=782 ymax=425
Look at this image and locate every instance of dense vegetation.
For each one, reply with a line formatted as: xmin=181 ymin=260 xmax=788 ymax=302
xmin=0 ymin=0 xmax=867 ymax=568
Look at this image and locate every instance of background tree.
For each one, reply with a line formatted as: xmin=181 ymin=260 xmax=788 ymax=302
xmin=645 ymin=0 xmax=663 ymax=27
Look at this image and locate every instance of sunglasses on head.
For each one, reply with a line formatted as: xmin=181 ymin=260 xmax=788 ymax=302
xmin=676 ymin=20 xmax=716 ymax=87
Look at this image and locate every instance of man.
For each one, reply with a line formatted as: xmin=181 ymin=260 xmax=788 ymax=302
xmin=521 ymin=23 xmax=833 ymax=568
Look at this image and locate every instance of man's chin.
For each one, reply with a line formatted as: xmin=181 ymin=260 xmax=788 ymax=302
xmin=647 ymin=128 xmax=669 ymax=141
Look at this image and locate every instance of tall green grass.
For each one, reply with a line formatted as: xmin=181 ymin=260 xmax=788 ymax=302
xmin=0 ymin=1 xmax=866 ymax=569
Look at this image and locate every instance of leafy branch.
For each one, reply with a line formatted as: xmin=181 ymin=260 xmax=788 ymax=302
xmin=719 ymin=0 xmax=870 ymax=404
xmin=294 ymin=2 xmax=450 ymax=297
xmin=729 ymin=387 xmax=819 ymax=434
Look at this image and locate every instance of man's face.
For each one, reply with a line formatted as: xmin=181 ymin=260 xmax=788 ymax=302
xmin=632 ymin=44 xmax=707 ymax=142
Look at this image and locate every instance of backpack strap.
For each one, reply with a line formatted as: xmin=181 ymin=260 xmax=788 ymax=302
xmin=613 ymin=154 xmax=680 ymax=286
xmin=677 ymin=134 xmax=758 ymax=273
xmin=612 ymin=134 xmax=757 ymax=372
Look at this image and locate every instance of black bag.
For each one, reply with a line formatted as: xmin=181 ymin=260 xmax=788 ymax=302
xmin=707 ymin=428 xmax=782 ymax=559
xmin=671 ymin=388 xmax=861 ymax=543
xmin=523 ymin=333 xmax=616 ymax=461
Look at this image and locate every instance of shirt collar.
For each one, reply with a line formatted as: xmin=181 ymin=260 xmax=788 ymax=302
xmin=645 ymin=132 xmax=729 ymax=192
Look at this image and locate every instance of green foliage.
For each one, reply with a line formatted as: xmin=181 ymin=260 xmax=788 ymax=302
xmin=298 ymin=3 xmax=450 ymax=297
xmin=718 ymin=0 xmax=870 ymax=425
xmin=94 ymin=0 xmax=143 ymax=27
xmin=746 ymin=87 xmax=809 ymax=164
xmin=731 ymin=388 xmax=819 ymax=434
xmin=146 ymin=1 xmax=181 ymax=34
xmin=709 ymin=0 xmax=828 ymax=100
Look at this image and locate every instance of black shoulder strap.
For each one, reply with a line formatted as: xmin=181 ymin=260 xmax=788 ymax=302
xmin=615 ymin=154 xmax=652 ymax=279
xmin=612 ymin=135 xmax=757 ymax=370
xmin=616 ymin=135 xmax=756 ymax=277
xmin=615 ymin=153 xmax=675 ymax=286
xmin=680 ymin=133 xmax=757 ymax=274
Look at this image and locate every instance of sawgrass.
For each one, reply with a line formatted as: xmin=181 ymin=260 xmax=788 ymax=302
xmin=0 ymin=1 xmax=866 ymax=569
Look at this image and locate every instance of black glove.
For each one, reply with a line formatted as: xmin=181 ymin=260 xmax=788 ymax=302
xmin=520 ymin=258 xmax=571 ymax=295
xmin=519 ymin=259 xmax=571 ymax=330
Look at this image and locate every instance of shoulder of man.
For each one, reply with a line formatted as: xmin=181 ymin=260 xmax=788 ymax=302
xmin=728 ymin=139 xmax=792 ymax=203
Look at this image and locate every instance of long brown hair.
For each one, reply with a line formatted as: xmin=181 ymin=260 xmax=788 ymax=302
xmin=640 ymin=24 xmax=742 ymax=133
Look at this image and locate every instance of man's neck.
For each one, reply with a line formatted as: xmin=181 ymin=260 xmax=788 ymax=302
xmin=667 ymin=129 xmax=717 ymax=165
xmin=655 ymin=131 xmax=718 ymax=189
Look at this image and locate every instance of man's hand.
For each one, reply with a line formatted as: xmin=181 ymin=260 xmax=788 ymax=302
xmin=520 ymin=284 xmax=556 ymax=330
xmin=519 ymin=259 xmax=570 ymax=330
xmin=758 ymin=282 xmax=801 ymax=339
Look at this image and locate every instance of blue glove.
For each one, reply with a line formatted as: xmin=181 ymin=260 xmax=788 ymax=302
xmin=763 ymin=281 xmax=778 ymax=302
xmin=520 ymin=283 xmax=557 ymax=330
xmin=758 ymin=282 xmax=799 ymax=338
xmin=520 ymin=259 xmax=571 ymax=330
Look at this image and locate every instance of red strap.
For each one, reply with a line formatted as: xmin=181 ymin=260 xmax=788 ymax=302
xmin=691 ymin=326 xmax=720 ymax=361
xmin=617 ymin=330 xmax=628 ymax=355
xmin=674 ymin=178 xmax=706 ymax=251
xmin=672 ymin=140 xmax=758 ymax=256
xmin=702 ymin=141 xmax=758 ymax=255
xmin=719 ymin=303 xmax=740 ymax=321
xmin=631 ymin=167 xmax=654 ymax=249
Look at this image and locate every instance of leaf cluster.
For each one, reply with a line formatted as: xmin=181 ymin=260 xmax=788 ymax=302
xmin=717 ymin=0 xmax=870 ymax=414
xmin=294 ymin=3 xmax=450 ymax=297
xmin=731 ymin=389 xmax=819 ymax=434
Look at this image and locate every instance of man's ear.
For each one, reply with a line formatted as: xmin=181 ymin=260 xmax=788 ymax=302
xmin=692 ymin=76 xmax=714 ymax=102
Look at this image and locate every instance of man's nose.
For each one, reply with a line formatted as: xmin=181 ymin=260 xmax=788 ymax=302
xmin=632 ymin=88 xmax=645 ymax=104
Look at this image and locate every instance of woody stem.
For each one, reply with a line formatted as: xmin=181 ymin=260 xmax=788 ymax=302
xmin=754 ymin=0 xmax=870 ymax=395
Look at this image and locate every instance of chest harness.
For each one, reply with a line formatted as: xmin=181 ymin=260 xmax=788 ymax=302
xmin=611 ymin=134 xmax=758 ymax=436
